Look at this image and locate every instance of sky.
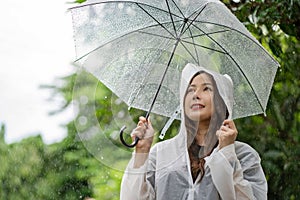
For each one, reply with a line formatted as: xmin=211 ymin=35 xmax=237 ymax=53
xmin=0 ymin=1 xmax=77 ymax=144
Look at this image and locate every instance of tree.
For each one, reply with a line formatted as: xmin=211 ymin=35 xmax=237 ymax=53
xmin=0 ymin=133 xmax=45 ymax=199
xmin=222 ymin=1 xmax=300 ymax=199
xmin=1 ymin=0 xmax=298 ymax=199
xmin=63 ymin=0 xmax=299 ymax=199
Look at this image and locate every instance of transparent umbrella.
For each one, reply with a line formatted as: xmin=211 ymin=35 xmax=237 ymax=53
xmin=69 ymin=0 xmax=279 ymax=147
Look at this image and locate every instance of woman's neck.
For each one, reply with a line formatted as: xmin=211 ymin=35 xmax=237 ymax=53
xmin=196 ymin=122 xmax=209 ymax=146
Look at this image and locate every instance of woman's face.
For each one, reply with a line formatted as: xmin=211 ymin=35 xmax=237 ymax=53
xmin=184 ymin=73 xmax=214 ymax=123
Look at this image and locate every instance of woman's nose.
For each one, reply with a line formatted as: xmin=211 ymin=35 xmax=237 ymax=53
xmin=192 ymin=90 xmax=201 ymax=100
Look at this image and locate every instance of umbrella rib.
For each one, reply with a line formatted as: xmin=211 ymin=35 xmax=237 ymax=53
xmin=136 ymin=18 xmax=190 ymax=41
xmin=165 ymin=0 xmax=189 ymax=37
xmin=181 ymin=29 xmax=230 ymax=40
xmin=137 ymin=30 xmax=175 ymax=40
xmin=179 ymin=30 xmax=231 ymax=65
xmin=192 ymin=21 xmax=278 ymax=64
xmin=127 ymin=38 xmax=174 ymax=107
xmin=74 ymin=22 xmax=179 ymax=62
xmin=70 ymin=0 xmax=182 ymax=21
xmin=70 ymin=0 xmax=181 ymax=17
xmin=70 ymin=0 xmax=185 ymax=39
xmin=180 ymin=39 xmax=227 ymax=54
xmin=145 ymin=19 xmax=189 ymax=118
xmin=187 ymin=28 xmax=200 ymax=65
xmin=181 ymin=4 xmax=207 ymax=36
xmin=228 ymin=54 xmax=265 ymax=113
xmin=182 ymin=3 xmax=269 ymax=113
xmin=136 ymin=3 xmax=177 ymax=39
xmin=179 ymin=6 xmax=208 ymax=66
xmin=70 ymin=1 xmax=277 ymax=64
xmin=178 ymin=40 xmax=200 ymax=64
xmin=192 ymin=25 xmax=265 ymax=112
xmin=165 ymin=0 xmax=178 ymax=37
xmin=180 ymin=0 xmax=278 ymax=64
xmin=145 ymin=38 xmax=181 ymax=119
xmin=170 ymin=0 xmax=186 ymax=18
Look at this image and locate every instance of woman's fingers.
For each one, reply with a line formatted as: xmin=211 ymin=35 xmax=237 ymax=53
xmin=217 ymin=120 xmax=238 ymax=149
xmin=132 ymin=116 xmax=155 ymax=153
xmin=222 ymin=119 xmax=237 ymax=130
xmin=131 ymin=124 xmax=145 ymax=139
xmin=131 ymin=116 xmax=154 ymax=140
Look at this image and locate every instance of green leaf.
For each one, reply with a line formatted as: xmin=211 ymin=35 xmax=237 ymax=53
xmin=269 ymin=38 xmax=283 ymax=57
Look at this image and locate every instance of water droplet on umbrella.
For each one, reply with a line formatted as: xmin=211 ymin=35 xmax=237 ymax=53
xmin=80 ymin=95 xmax=88 ymax=104
xmin=78 ymin=116 xmax=87 ymax=125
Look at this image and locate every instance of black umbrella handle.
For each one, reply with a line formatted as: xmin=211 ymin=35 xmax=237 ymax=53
xmin=119 ymin=125 xmax=139 ymax=148
xmin=119 ymin=110 xmax=151 ymax=148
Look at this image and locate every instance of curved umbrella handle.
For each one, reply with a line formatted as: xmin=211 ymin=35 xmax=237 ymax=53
xmin=119 ymin=125 xmax=139 ymax=148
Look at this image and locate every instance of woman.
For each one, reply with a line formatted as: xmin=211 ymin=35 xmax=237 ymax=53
xmin=120 ymin=63 xmax=267 ymax=199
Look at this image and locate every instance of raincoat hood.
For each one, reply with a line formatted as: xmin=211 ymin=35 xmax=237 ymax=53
xmin=180 ymin=63 xmax=234 ymax=120
xmin=176 ymin=63 xmax=234 ymax=153
xmin=121 ymin=63 xmax=267 ymax=200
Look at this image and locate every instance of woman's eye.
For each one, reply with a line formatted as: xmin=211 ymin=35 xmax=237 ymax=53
xmin=204 ymin=87 xmax=212 ymax=91
xmin=187 ymin=88 xmax=195 ymax=93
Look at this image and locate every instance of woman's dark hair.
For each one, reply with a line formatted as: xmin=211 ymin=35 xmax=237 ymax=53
xmin=184 ymin=72 xmax=228 ymax=182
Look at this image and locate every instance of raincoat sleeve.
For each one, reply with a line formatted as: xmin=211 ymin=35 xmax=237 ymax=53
xmin=206 ymin=142 xmax=267 ymax=200
xmin=120 ymin=146 xmax=157 ymax=200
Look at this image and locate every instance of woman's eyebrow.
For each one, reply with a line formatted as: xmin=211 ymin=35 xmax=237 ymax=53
xmin=202 ymin=82 xmax=213 ymax=86
xmin=189 ymin=82 xmax=213 ymax=87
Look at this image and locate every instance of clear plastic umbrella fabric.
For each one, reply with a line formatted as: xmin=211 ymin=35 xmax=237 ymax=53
xmin=70 ymin=0 xmax=279 ymax=120
xmin=69 ymin=1 xmax=276 ymax=196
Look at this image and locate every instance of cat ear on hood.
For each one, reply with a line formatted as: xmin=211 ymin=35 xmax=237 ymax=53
xmin=223 ymin=74 xmax=233 ymax=86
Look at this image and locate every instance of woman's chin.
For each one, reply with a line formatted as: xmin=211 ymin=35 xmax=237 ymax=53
xmin=186 ymin=112 xmax=201 ymax=122
xmin=187 ymin=112 xmax=211 ymax=123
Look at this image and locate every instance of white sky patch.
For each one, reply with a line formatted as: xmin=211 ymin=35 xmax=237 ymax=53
xmin=0 ymin=1 xmax=77 ymax=144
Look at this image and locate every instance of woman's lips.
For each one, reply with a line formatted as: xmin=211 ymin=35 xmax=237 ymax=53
xmin=191 ymin=103 xmax=204 ymax=110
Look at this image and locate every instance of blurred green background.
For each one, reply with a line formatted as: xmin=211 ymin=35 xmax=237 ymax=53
xmin=0 ymin=0 xmax=299 ymax=199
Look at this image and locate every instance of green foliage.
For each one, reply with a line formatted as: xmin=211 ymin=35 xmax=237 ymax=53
xmin=73 ymin=0 xmax=87 ymax=3
xmin=223 ymin=1 xmax=300 ymax=199
xmin=0 ymin=129 xmax=96 ymax=199
xmin=0 ymin=0 xmax=299 ymax=199
xmin=0 ymin=135 xmax=45 ymax=199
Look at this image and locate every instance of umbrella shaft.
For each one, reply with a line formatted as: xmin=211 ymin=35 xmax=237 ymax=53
xmin=146 ymin=16 xmax=188 ymax=119
xmin=145 ymin=38 xmax=181 ymax=119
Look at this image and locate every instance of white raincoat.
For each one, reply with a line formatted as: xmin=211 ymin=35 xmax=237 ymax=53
xmin=120 ymin=63 xmax=267 ymax=200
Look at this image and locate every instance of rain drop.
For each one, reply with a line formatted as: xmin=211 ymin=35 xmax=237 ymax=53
xmin=118 ymin=3 xmax=124 ymax=10
xmin=114 ymin=98 xmax=122 ymax=105
xmin=117 ymin=111 xmax=125 ymax=118
xmin=78 ymin=116 xmax=87 ymax=125
xmin=272 ymin=24 xmax=280 ymax=32
xmin=126 ymin=6 xmax=136 ymax=16
xmin=80 ymin=95 xmax=88 ymax=105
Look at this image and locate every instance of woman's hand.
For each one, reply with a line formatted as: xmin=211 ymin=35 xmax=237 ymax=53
xmin=216 ymin=119 xmax=238 ymax=149
xmin=131 ymin=116 xmax=155 ymax=154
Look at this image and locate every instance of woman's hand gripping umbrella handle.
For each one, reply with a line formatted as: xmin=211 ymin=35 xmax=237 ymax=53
xmin=120 ymin=112 xmax=152 ymax=148
xmin=120 ymin=125 xmax=140 ymax=148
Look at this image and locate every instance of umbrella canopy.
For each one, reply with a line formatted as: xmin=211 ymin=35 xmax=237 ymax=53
xmin=69 ymin=0 xmax=279 ymax=145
